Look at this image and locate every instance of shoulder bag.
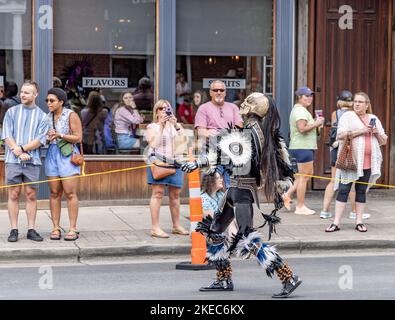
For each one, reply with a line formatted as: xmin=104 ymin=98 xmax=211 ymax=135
xmin=335 ymin=134 xmax=357 ymax=171
xmin=150 ymin=126 xmax=176 ymax=180
xmin=54 ymin=113 xmax=74 ymax=157
xmin=151 ymin=161 xmax=176 ymax=180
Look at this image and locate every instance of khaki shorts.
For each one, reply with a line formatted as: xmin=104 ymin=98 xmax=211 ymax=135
xmin=5 ymin=163 xmax=41 ymax=189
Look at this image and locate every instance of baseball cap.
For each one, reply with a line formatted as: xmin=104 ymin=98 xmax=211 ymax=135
xmin=337 ymin=90 xmax=353 ymax=102
xmin=295 ymin=87 xmax=314 ymax=97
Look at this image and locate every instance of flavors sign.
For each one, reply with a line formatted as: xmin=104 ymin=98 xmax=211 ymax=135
xmin=82 ymin=77 xmax=128 ymax=88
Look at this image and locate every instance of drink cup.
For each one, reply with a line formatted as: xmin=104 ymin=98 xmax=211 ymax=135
xmin=315 ymin=109 xmax=324 ymax=128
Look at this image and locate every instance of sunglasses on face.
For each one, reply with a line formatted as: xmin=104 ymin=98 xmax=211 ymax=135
xmin=45 ymin=98 xmax=59 ymax=103
xmin=211 ymin=89 xmax=225 ymax=93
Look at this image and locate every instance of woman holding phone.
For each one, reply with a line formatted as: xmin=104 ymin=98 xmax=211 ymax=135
xmin=144 ymin=100 xmax=188 ymax=238
xmin=326 ymin=92 xmax=387 ymax=233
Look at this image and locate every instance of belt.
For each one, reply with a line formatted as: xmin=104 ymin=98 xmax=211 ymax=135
xmin=230 ymin=177 xmax=257 ymax=188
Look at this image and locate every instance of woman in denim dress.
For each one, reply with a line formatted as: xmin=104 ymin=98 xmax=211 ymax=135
xmin=45 ymin=88 xmax=83 ymax=241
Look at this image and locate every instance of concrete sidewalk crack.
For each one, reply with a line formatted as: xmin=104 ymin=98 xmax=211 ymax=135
xmin=73 ymin=241 xmax=83 ymax=264
xmin=109 ymin=208 xmax=136 ymax=231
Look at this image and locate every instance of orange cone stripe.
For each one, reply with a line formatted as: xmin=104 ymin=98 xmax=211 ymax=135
xmin=188 ymin=168 xmax=208 ymax=265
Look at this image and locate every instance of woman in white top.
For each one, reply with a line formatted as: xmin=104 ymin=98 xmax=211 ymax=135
xmin=326 ymin=92 xmax=387 ymax=233
xmin=145 ymin=99 xmax=188 ymax=238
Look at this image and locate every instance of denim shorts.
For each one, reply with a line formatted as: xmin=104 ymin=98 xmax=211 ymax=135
xmin=117 ymin=133 xmax=137 ymax=149
xmin=45 ymin=144 xmax=81 ymax=177
xmin=289 ymin=149 xmax=315 ymax=164
xmin=5 ymin=163 xmax=41 ymax=188
xmin=146 ymin=167 xmax=184 ymax=188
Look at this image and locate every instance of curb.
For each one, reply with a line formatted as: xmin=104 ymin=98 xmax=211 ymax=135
xmin=1 ymin=240 xmax=395 ymax=262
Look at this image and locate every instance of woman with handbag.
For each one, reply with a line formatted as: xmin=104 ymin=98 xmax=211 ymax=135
xmin=326 ymin=92 xmax=387 ymax=233
xmin=144 ymin=99 xmax=189 ymax=238
xmin=45 ymin=88 xmax=83 ymax=241
xmin=320 ymin=90 xmax=358 ymax=219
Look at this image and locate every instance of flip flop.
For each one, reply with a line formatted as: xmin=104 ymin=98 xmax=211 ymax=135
xmin=64 ymin=230 xmax=79 ymax=241
xmin=50 ymin=227 xmax=62 ymax=240
xmin=151 ymin=230 xmax=170 ymax=238
xmin=355 ymin=223 xmax=367 ymax=232
xmin=172 ymin=227 xmax=189 ymax=235
xmin=325 ymin=223 xmax=340 ymax=232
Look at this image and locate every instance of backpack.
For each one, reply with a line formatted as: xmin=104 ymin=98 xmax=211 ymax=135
xmin=326 ymin=110 xmax=339 ymax=147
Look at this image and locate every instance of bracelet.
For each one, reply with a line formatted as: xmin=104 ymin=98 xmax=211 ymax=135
xmin=19 ymin=145 xmax=25 ymax=153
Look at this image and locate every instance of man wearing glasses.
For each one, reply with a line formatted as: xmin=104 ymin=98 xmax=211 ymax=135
xmin=194 ymin=80 xmax=243 ymax=187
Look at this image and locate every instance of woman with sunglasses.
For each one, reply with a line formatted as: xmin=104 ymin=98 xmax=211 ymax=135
xmin=45 ymin=88 xmax=83 ymax=241
xmin=144 ymin=99 xmax=188 ymax=238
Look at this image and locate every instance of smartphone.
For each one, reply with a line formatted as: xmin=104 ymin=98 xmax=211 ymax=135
xmin=165 ymin=105 xmax=173 ymax=117
xmin=369 ymin=118 xmax=376 ymax=127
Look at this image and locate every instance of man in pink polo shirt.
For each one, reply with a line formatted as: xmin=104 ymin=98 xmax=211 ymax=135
xmin=194 ymin=80 xmax=243 ymax=187
xmin=195 ymin=80 xmax=243 ymax=137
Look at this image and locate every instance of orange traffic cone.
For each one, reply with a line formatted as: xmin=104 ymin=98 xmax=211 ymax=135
xmin=176 ymin=152 xmax=214 ymax=270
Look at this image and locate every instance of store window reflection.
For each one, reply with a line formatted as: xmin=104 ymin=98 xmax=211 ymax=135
xmin=0 ymin=0 xmax=32 ymax=92
xmin=53 ymin=0 xmax=155 ymax=155
xmin=176 ymin=0 xmax=273 ymax=109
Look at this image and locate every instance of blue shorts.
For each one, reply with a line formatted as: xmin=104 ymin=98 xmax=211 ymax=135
xmin=45 ymin=144 xmax=81 ymax=177
xmin=146 ymin=167 xmax=184 ymax=188
xmin=117 ymin=133 xmax=137 ymax=149
xmin=289 ymin=149 xmax=315 ymax=164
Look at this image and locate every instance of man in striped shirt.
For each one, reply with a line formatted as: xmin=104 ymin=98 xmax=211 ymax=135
xmin=1 ymin=81 xmax=49 ymax=242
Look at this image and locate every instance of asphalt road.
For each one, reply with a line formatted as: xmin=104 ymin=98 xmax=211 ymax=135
xmin=0 ymin=252 xmax=394 ymax=300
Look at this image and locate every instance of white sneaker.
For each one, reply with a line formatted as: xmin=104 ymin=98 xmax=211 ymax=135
xmin=349 ymin=212 xmax=371 ymax=220
xmin=294 ymin=207 xmax=316 ymax=215
xmin=320 ymin=211 xmax=333 ymax=219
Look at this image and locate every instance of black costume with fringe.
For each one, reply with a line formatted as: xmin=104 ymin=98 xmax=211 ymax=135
xmin=184 ymin=95 xmax=302 ymax=297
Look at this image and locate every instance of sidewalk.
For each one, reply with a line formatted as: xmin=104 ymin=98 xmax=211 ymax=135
xmin=1 ymin=191 xmax=395 ymax=262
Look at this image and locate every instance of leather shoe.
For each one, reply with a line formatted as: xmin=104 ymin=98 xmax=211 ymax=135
xmin=27 ymin=229 xmax=43 ymax=242
xmin=8 ymin=229 xmax=18 ymax=242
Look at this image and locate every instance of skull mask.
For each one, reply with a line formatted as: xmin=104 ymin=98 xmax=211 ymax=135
xmin=240 ymin=92 xmax=269 ymax=118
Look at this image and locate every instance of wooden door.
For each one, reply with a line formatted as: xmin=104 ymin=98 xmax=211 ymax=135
xmin=311 ymin=0 xmax=392 ymax=189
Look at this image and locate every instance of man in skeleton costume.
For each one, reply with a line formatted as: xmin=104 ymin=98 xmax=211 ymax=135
xmin=180 ymin=92 xmax=302 ymax=298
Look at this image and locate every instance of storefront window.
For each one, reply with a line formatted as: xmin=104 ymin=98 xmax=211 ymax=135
xmin=176 ymin=0 xmax=273 ymax=117
xmin=0 ymin=0 xmax=32 ymax=93
xmin=53 ymin=0 xmax=155 ymax=155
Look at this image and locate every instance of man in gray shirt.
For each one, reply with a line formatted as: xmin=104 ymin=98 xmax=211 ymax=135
xmin=2 ymin=81 xmax=49 ymax=242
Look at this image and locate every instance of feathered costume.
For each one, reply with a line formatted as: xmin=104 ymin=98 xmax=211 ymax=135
xmin=181 ymin=93 xmax=302 ymax=298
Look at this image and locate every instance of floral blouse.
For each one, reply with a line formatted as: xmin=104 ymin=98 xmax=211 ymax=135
xmin=46 ymin=108 xmax=75 ymax=145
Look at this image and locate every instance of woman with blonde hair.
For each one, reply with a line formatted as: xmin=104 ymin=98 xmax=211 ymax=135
xmin=326 ymin=92 xmax=387 ymax=232
xmin=144 ymin=99 xmax=189 ymax=238
xmin=320 ymin=90 xmax=357 ymax=219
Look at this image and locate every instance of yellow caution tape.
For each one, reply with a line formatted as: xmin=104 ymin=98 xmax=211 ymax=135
xmin=0 ymin=164 xmax=153 ymax=190
xmin=295 ymin=173 xmax=395 ymax=189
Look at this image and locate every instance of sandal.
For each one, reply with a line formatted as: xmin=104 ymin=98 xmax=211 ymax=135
xmin=325 ymin=223 xmax=340 ymax=232
xmin=355 ymin=223 xmax=367 ymax=232
xmin=64 ymin=229 xmax=80 ymax=241
xmin=172 ymin=226 xmax=189 ymax=235
xmin=50 ymin=227 xmax=62 ymax=240
xmin=151 ymin=230 xmax=170 ymax=238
